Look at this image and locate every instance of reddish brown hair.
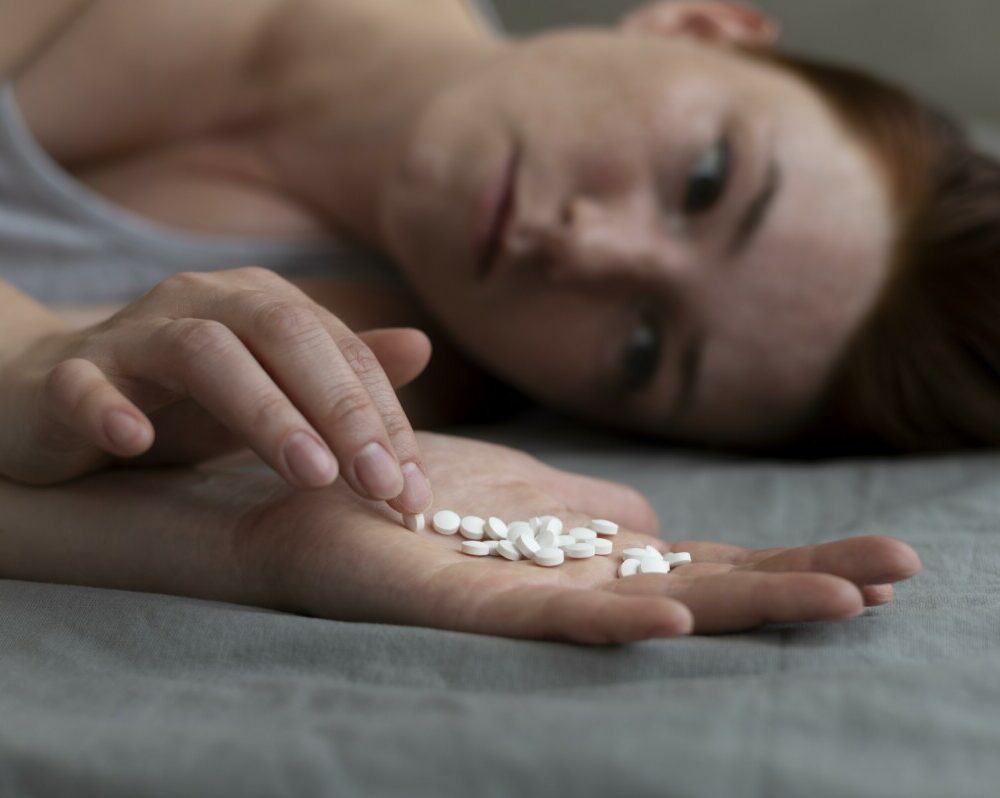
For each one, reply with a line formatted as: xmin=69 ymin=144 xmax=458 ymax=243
xmin=771 ymin=54 xmax=1000 ymax=453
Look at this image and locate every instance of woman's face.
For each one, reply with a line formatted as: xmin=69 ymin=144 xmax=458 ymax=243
xmin=381 ymin=30 xmax=894 ymax=446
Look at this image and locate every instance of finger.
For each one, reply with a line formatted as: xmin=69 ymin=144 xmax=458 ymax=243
xmin=358 ymin=328 xmax=432 ymax=389
xmin=219 ymin=295 xmax=429 ymax=511
xmin=862 ymin=583 xmax=895 ymax=607
xmin=116 ymin=318 xmax=339 ymax=490
xmin=316 ymin=311 xmax=432 ymax=514
xmin=537 ymin=469 xmax=660 ymax=535
xmin=468 ymin=585 xmax=693 ymax=644
xmin=139 ymin=271 xmax=429 ymax=508
xmin=42 ymin=358 xmax=154 ymax=457
xmin=744 ymin=536 xmax=923 ymax=586
xmin=612 ymin=571 xmax=865 ymax=634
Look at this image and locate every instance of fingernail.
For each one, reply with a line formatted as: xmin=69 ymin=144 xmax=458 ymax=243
xmin=353 ymin=442 xmax=404 ymax=500
xmin=284 ymin=432 xmax=338 ymax=488
xmin=398 ymin=462 xmax=433 ymax=513
xmin=105 ymin=410 xmax=144 ymax=450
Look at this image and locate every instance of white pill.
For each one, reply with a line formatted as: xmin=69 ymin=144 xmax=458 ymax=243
xmin=536 ymin=528 xmax=559 ymax=549
xmin=486 ymin=517 xmax=508 ymax=541
xmin=461 ymin=540 xmax=491 ymax=557
xmin=663 ymin=551 xmax=693 ymax=567
xmin=431 ymin=510 xmax=461 ymax=535
xmin=564 ymin=543 xmax=596 ymax=559
xmin=533 ymin=547 xmax=565 ymax=567
xmin=557 ymin=535 xmax=577 ymax=548
xmin=529 ymin=517 xmax=542 ymax=531
xmin=590 ymin=519 xmax=619 ymax=536
xmin=645 ymin=545 xmax=664 ymax=559
xmin=618 ymin=559 xmax=640 ymax=578
xmin=639 ymin=558 xmax=670 ymax=574
xmin=497 ymin=540 xmax=523 ymax=561
xmin=402 ymin=513 xmax=425 ymax=533
xmin=460 ymin=516 xmax=486 ymax=540
xmin=592 ymin=538 xmax=613 ymax=556
xmin=570 ymin=527 xmax=598 ymax=542
xmin=515 ymin=533 xmax=541 ymax=559
xmin=538 ymin=515 xmax=564 ymax=534
xmin=484 ymin=540 xmax=501 ymax=556
xmin=623 ymin=548 xmax=651 ymax=559
xmin=506 ymin=522 xmax=532 ymax=543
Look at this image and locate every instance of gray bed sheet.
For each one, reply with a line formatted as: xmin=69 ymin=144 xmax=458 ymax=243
xmin=1 ymin=416 xmax=999 ymax=798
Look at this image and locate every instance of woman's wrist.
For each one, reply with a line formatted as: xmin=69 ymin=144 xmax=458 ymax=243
xmin=0 ymin=282 xmax=72 ymax=368
xmin=0 ymin=460 xmax=286 ymax=611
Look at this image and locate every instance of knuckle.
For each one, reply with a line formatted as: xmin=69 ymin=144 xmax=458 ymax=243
xmin=381 ymin=410 xmax=413 ymax=442
xmin=166 ymin=318 xmax=235 ymax=361
xmin=326 ymin=386 xmax=376 ymax=430
xmin=163 ymin=271 xmax=207 ymax=292
xmin=251 ymin=300 xmax=322 ymax=345
xmin=338 ymin=336 xmax=383 ymax=382
xmin=234 ymin=265 xmax=281 ymax=285
xmin=249 ymin=392 xmax=295 ymax=435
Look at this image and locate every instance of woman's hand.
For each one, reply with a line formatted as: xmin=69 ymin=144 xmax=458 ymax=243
xmin=240 ymin=434 xmax=923 ymax=643
xmin=0 ymin=266 xmax=433 ymax=513
xmin=0 ymin=431 xmax=922 ymax=643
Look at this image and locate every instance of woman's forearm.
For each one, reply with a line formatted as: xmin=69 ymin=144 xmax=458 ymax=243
xmin=0 ymin=459 xmax=282 ymax=608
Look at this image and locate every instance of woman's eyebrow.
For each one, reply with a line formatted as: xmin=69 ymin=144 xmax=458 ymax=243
xmin=729 ymin=160 xmax=782 ymax=256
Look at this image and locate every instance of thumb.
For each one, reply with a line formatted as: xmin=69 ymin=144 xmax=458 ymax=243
xmin=536 ymin=466 xmax=661 ymax=536
xmin=358 ymin=328 xmax=432 ymax=389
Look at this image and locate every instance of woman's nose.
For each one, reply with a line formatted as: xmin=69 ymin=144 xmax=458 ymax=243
xmin=542 ymin=195 xmax=683 ymax=284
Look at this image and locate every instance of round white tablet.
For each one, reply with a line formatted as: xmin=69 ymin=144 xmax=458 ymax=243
xmin=402 ymin=513 xmax=425 ymax=533
xmin=569 ymin=527 xmax=598 ymax=542
xmin=460 ymin=516 xmax=486 ymax=540
xmin=564 ymin=543 xmax=596 ymax=559
xmin=506 ymin=522 xmax=532 ymax=544
xmin=639 ymin=558 xmax=670 ymax=574
xmin=663 ymin=551 xmax=693 ymax=567
xmin=528 ymin=517 xmax=542 ymax=531
xmin=536 ymin=528 xmax=559 ymax=549
xmin=461 ymin=540 xmax=491 ymax=557
xmin=538 ymin=516 xmax=564 ymax=534
xmin=432 ymin=510 xmax=461 ymax=535
xmin=623 ymin=548 xmax=651 ymax=559
xmin=497 ymin=540 xmax=523 ymax=561
xmin=533 ymin=547 xmax=565 ymax=567
xmin=592 ymin=538 xmax=613 ymax=556
xmin=645 ymin=545 xmax=664 ymax=559
xmin=590 ymin=519 xmax=619 ymax=536
xmin=557 ymin=535 xmax=576 ymax=548
xmin=618 ymin=559 xmax=640 ymax=578
xmin=484 ymin=540 xmax=501 ymax=556
xmin=486 ymin=517 xmax=509 ymax=541
xmin=515 ymin=533 xmax=541 ymax=559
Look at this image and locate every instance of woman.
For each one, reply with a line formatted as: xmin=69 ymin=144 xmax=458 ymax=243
xmin=0 ymin=0 xmax=944 ymax=641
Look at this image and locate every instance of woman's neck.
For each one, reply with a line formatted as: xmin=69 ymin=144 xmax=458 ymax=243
xmin=260 ymin=0 xmax=504 ymax=246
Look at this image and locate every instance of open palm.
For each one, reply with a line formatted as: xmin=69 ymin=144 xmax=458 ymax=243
xmin=241 ymin=433 xmax=922 ymax=643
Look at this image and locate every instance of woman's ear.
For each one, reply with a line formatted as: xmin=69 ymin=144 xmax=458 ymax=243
xmin=620 ymin=2 xmax=780 ymax=49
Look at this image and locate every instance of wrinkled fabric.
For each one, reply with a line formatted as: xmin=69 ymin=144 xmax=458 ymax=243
xmin=1 ymin=418 xmax=998 ymax=798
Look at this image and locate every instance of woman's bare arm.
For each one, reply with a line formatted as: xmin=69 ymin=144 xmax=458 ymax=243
xmin=0 ymin=432 xmax=922 ymax=642
xmin=0 ymin=0 xmax=91 ymax=77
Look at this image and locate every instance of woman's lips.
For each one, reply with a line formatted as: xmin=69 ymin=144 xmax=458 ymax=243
xmin=476 ymin=145 xmax=521 ymax=281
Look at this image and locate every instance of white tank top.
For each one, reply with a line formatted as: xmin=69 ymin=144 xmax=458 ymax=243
xmin=0 ymin=0 xmax=502 ymax=303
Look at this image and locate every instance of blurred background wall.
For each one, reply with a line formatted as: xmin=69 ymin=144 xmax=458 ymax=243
xmin=492 ymin=0 xmax=1000 ymax=130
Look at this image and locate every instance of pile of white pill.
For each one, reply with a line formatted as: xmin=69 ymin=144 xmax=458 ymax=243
xmin=401 ymin=512 xmax=692 ymax=577
xmin=617 ymin=546 xmax=692 ymax=577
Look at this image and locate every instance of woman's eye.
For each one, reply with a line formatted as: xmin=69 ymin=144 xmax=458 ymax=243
xmin=682 ymin=138 xmax=731 ymax=216
xmin=620 ymin=319 xmax=661 ymax=393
